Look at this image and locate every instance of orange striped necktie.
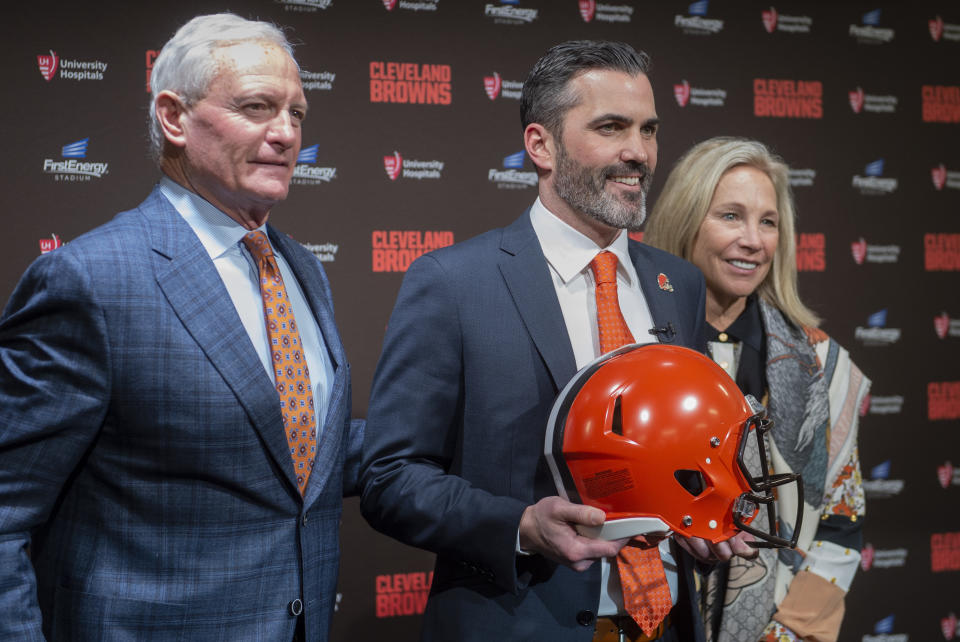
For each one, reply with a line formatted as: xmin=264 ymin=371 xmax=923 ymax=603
xmin=589 ymin=251 xmax=672 ymax=637
xmin=243 ymin=230 xmax=317 ymax=496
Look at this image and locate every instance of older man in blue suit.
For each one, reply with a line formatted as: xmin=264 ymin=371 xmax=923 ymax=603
xmin=0 ymin=14 xmax=361 ymax=641
xmin=360 ymin=41 xmax=756 ymax=642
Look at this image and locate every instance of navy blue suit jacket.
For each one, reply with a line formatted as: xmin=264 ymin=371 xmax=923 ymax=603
xmin=0 ymin=187 xmax=362 ymax=641
xmin=361 ymin=212 xmax=707 ymax=641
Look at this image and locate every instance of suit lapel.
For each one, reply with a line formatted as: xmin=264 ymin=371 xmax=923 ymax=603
xmin=144 ymin=190 xmax=301 ymax=495
xmin=269 ymin=228 xmax=348 ymax=506
xmin=498 ymin=213 xmax=578 ymax=390
xmin=629 ymin=242 xmax=682 ymax=345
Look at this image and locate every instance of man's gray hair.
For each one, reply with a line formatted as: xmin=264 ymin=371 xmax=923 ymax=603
xmin=148 ymin=13 xmax=297 ymax=162
xmin=519 ymin=40 xmax=651 ymax=136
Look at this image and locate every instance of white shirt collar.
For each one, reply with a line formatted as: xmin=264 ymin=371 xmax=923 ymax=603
xmin=529 ymin=196 xmax=635 ymax=286
xmin=158 ymin=176 xmax=266 ymax=260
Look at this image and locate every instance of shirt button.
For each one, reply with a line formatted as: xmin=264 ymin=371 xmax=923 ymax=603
xmin=718 ymin=333 xmax=729 ymax=342
xmin=289 ymin=598 xmax=303 ymax=616
xmin=576 ymin=610 xmax=596 ymax=627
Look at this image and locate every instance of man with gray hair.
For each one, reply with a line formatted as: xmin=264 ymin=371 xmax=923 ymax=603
xmin=0 ymin=13 xmax=361 ymax=641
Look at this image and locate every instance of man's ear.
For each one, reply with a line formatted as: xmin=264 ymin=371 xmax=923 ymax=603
xmin=154 ymin=91 xmax=188 ymax=149
xmin=524 ymin=123 xmax=556 ymax=172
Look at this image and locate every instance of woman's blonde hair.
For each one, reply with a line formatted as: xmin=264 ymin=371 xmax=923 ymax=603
xmin=644 ymin=136 xmax=819 ymax=328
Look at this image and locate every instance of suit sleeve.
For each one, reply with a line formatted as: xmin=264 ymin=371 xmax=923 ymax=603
xmin=359 ymin=254 xmax=527 ymax=593
xmin=0 ymin=249 xmax=111 ymax=640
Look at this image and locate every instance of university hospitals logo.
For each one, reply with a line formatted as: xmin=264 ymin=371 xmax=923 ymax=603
xmin=382 ymin=151 xmax=443 ymax=181
xmin=848 ymin=87 xmax=897 ymax=114
xmin=928 ymin=381 xmax=960 ymax=420
xmin=930 ymin=15 xmax=960 ymax=42
xmin=850 ymin=9 xmax=895 ymax=44
xmin=863 ymin=394 xmax=904 ymax=415
xmin=382 ymin=0 xmax=440 ymax=12
xmin=934 ymin=312 xmax=960 ymax=339
xmin=932 ymin=164 xmax=960 ymax=190
xmin=301 ymin=69 xmax=336 ymax=92
xmin=761 ymin=7 xmax=812 ymax=33
xmin=938 ymin=462 xmax=960 ymax=489
xmin=36 ymin=49 xmax=108 ymax=81
xmin=859 ymin=543 xmax=908 ymax=572
xmin=943 ymin=612 xmax=959 ymax=640
xmin=488 ymin=150 xmax=537 ymax=189
xmin=38 ymin=234 xmax=64 ymax=254
xmin=37 ymin=50 xmax=58 ymax=81
xmin=579 ymin=1 xmax=634 ymax=23
xmin=673 ymin=80 xmax=726 ymax=108
xmin=384 ymin=151 xmax=403 ymax=181
xmin=850 ymin=237 xmax=900 ymax=264
xmin=484 ymin=72 xmax=522 ymax=100
xmin=42 ymin=138 xmax=109 ymax=182
xmin=292 ymin=144 xmax=337 ymax=186
xmin=579 ymin=0 xmax=595 ymax=21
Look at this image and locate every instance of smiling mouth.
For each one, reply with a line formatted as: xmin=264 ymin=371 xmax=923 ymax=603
xmin=608 ymin=175 xmax=642 ymax=186
xmin=728 ymin=259 xmax=760 ymax=270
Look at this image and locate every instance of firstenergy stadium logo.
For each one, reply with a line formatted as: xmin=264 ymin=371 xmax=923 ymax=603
xmin=675 ymin=0 xmax=724 ymax=35
xmin=849 ymin=9 xmax=895 ymax=44
xmin=43 ymin=138 xmax=109 ymax=182
xmin=485 ymin=1 xmax=538 ymax=24
xmin=292 ymin=144 xmax=337 ymax=186
xmin=852 ymin=159 xmax=897 ymax=195
xmin=488 ymin=151 xmax=537 ymax=189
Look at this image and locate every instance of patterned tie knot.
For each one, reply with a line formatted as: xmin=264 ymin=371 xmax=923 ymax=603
xmin=242 ymin=230 xmax=275 ymax=260
xmin=591 ymin=251 xmax=619 ymax=285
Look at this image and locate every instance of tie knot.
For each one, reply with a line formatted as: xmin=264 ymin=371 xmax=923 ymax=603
xmin=591 ymin=251 xmax=619 ymax=285
xmin=242 ymin=230 xmax=274 ymax=260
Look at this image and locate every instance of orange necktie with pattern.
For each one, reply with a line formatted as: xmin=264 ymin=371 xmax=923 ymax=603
xmin=243 ymin=231 xmax=317 ymax=496
xmin=590 ymin=251 xmax=672 ymax=637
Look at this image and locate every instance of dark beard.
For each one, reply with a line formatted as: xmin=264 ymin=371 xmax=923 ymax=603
xmin=553 ymin=142 xmax=652 ymax=231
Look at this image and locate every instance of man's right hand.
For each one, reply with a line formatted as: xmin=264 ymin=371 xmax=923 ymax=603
xmin=518 ymin=496 xmax=629 ymax=571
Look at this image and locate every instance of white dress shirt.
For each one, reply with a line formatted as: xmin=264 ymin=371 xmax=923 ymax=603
xmin=158 ymin=177 xmax=335 ymax=437
xmin=529 ymin=197 xmax=679 ymax=616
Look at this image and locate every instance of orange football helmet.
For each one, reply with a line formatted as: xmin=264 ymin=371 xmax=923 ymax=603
xmin=545 ymin=343 xmax=801 ymax=548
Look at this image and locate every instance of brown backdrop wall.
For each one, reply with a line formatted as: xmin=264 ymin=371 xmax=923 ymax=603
xmin=3 ymin=2 xmax=959 ymax=640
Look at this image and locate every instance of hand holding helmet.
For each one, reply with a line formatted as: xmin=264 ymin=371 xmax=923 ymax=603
xmin=544 ymin=343 xmax=802 ymax=549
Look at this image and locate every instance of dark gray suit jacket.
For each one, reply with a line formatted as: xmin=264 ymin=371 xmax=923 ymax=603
xmin=361 ymin=212 xmax=707 ymax=641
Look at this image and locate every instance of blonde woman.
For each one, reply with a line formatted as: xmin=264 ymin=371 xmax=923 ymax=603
xmin=644 ymin=137 xmax=869 ymax=642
